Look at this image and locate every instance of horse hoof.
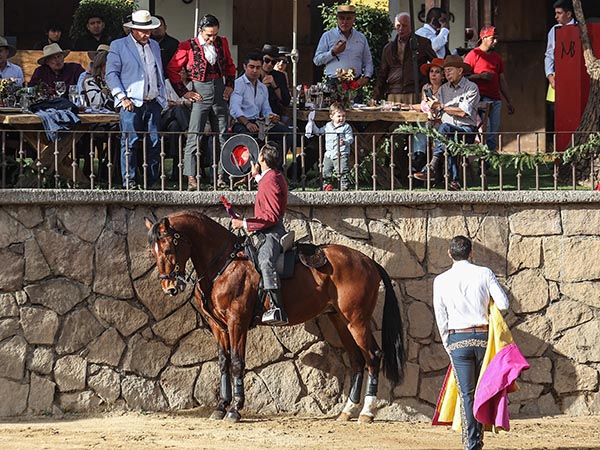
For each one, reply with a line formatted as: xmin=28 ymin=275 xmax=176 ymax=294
xmin=210 ymin=409 xmax=226 ymax=420
xmin=225 ymin=410 xmax=241 ymax=422
xmin=358 ymin=414 xmax=374 ymax=424
xmin=336 ymin=412 xmax=352 ymax=421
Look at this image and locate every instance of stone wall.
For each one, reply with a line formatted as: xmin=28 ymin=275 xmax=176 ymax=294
xmin=0 ymin=190 xmax=599 ymax=418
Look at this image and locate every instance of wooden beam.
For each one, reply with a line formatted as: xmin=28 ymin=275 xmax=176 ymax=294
xmin=482 ymin=0 xmax=493 ymax=25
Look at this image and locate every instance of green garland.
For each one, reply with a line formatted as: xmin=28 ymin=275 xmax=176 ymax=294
xmin=389 ymin=124 xmax=600 ymax=169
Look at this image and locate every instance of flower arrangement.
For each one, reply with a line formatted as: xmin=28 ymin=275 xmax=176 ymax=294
xmin=334 ymin=68 xmax=360 ymax=107
xmin=0 ymin=78 xmax=21 ymax=98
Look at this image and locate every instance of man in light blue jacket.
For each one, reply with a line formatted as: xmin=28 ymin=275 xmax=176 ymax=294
xmin=106 ymin=10 xmax=167 ymax=188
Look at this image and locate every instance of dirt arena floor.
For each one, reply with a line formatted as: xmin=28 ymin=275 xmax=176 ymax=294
xmin=0 ymin=410 xmax=598 ymax=450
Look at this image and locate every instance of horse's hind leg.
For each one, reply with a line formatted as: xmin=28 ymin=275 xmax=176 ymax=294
xmin=328 ymin=313 xmax=366 ymax=421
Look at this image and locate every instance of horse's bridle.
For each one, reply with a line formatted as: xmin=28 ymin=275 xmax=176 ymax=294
xmin=156 ymin=224 xmax=191 ymax=290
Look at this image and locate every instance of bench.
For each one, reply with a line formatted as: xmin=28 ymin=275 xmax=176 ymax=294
xmin=11 ymin=50 xmax=91 ymax=84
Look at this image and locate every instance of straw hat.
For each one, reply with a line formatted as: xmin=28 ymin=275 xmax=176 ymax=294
xmin=123 ymin=10 xmax=160 ymax=30
xmin=442 ymin=54 xmax=471 ymax=72
xmin=337 ymin=5 xmax=356 ymax=14
xmin=87 ymin=44 xmax=110 ymax=60
xmin=37 ymin=43 xmax=70 ymax=65
xmin=0 ymin=36 xmax=16 ymax=58
xmin=420 ymin=58 xmax=445 ymax=76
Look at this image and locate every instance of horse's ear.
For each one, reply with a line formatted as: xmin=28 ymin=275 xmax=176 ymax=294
xmin=144 ymin=217 xmax=154 ymax=230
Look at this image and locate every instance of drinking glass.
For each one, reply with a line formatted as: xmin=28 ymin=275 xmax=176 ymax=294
xmin=465 ymin=28 xmax=475 ymax=48
xmin=55 ymin=81 xmax=66 ymax=97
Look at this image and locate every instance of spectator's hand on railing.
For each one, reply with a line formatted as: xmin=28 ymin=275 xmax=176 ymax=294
xmin=183 ymin=91 xmax=202 ymax=103
xmin=223 ymin=86 xmax=233 ymax=101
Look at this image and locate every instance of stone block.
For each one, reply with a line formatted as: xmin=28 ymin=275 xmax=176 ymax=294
xmin=0 ymin=208 xmax=32 ymax=249
xmin=20 ymin=307 xmax=59 ymax=345
xmin=258 ymin=360 xmax=302 ymax=412
xmin=5 ymin=205 xmax=43 ymax=229
xmin=406 ymin=301 xmax=433 ymax=340
xmin=121 ymin=375 xmax=167 ymax=411
xmin=509 ymin=269 xmax=549 ymax=314
xmin=393 ymin=362 xmax=419 ymax=397
xmin=419 ymin=343 xmax=449 ymax=372
xmin=35 ymin=228 xmax=94 ymax=284
xmin=193 ymin=361 xmax=219 ymax=407
xmin=56 ymin=307 xmax=104 ymax=355
xmin=546 ymin=300 xmax=593 ymax=335
xmin=152 ymin=303 xmax=196 ymax=345
xmin=507 ymin=381 xmax=543 ymax=402
xmin=561 ymin=206 xmax=600 ymax=236
xmin=426 ymin=206 xmax=469 ymax=275
xmin=123 ymin=333 xmax=170 ymax=378
xmin=245 ymin=327 xmax=285 ymax=370
xmin=56 ymin=205 xmax=106 ymax=243
xmin=0 ymin=378 xmax=29 ymax=416
xmin=54 ymin=355 xmax=86 ymax=392
xmin=0 ymin=318 xmax=20 ymax=341
xmin=554 ymin=358 xmax=599 ymax=394
xmin=0 ymin=247 xmax=24 ymax=292
xmin=28 ymin=373 xmax=55 ymax=414
xmin=127 ymin=207 xmax=156 ymax=280
xmin=93 ymin=229 xmax=134 ymax=299
xmin=312 ymin=207 xmax=369 ymax=239
xmin=160 ymin=366 xmax=200 ymax=410
xmin=28 ymin=347 xmax=54 ymax=375
xmin=86 ymin=328 xmax=125 ymax=367
xmin=560 ymin=282 xmax=600 ymax=308
xmin=537 ymin=392 xmax=561 ymax=416
xmin=273 ymin=321 xmax=320 ymax=355
xmin=369 ymin=221 xmax=425 ymax=279
xmin=0 ymin=336 xmax=27 ymax=380
xmin=24 ymin=238 xmax=51 ymax=282
xmin=0 ymin=293 xmax=18 ymax=317
xmin=561 ymin=394 xmax=589 ymax=416
xmin=554 ymin=320 xmax=600 ymax=364
xmin=315 ymin=315 xmax=342 ymax=348
xmin=511 ymin=316 xmax=551 ymax=357
xmin=418 ymin=374 xmax=445 ymax=405
xmin=470 ymin=211 xmax=509 ymax=277
xmin=134 ymin=267 xmax=188 ymax=321
xmin=543 ymin=236 xmax=600 ymax=282
xmin=26 ymin=278 xmax=90 ymax=315
xmin=507 ymin=236 xmax=541 ymax=275
xmin=59 ymin=391 xmax=103 ymax=413
xmin=509 ymin=207 xmax=561 ymax=236
xmin=171 ymin=328 xmax=217 ymax=367
xmin=92 ymin=297 xmax=148 ymax=337
xmin=88 ymin=367 xmax=120 ymax=404
xmin=404 ymin=278 xmax=433 ymax=304
xmin=520 ymin=357 xmax=552 ymax=384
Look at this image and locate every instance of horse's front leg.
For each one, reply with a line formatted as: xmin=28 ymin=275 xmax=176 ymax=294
xmin=225 ymin=326 xmax=248 ymax=423
xmin=209 ymin=344 xmax=232 ymax=420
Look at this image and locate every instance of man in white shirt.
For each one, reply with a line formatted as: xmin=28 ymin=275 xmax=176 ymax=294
xmin=433 ymin=235 xmax=510 ymax=450
xmin=415 ymin=7 xmax=450 ymax=59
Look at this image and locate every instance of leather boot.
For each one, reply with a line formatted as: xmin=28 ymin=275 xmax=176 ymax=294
xmin=261 ymin=289 xmax=288 ymax=326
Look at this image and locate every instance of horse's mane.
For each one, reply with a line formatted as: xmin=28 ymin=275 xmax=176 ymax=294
xmin=147 ymin=210 xmax=228 ymax=246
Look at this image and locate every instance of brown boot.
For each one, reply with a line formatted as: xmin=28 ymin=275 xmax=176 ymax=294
xmin=188 ymin=176 xmax=198 ymax=190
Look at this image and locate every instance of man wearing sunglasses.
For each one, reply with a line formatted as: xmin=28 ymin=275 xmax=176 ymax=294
xmin=260 ymin=44 xmax=291 ymax=117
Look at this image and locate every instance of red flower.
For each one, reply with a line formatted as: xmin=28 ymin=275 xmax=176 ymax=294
xmin=341 ymin=83 xmax=349 ymax=90
xmin=349 ymin=80 xmax=360 ymax=90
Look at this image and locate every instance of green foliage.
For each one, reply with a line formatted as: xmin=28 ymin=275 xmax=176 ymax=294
xmin=318 ymin=1 xmax=393 ymax=98
xmin=70 ymin=0 xmax=137 ymax=42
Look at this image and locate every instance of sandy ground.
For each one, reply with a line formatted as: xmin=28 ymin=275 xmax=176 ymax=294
xmin=0 ymin=410 xmax=598 ymax=450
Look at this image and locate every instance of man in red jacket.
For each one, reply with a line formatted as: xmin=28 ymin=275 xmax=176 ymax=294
xmin=231 ymin=143 xmax=289 ymax=325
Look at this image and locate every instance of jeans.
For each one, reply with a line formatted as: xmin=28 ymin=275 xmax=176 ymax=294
xmin=447 ymin=330 xmax=488 ymax=450
xmin=119 ymin=100 xmax=162 ymax=186
xmin=323 ymin=153 xmax=350 ymax=190
xmin=433 ymin=122 xmax=476 ymax=182
xmin=480 ymin=97 xmax=502 ymax=151
xmin=184 ymin=79 xmax=229 ymax=177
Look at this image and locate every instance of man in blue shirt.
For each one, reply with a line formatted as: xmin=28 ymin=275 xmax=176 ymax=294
xmin=313 ymin=4 xmax=373 ymax=89
xmin=230 ymin=51 xmax=289 ymax=147
xmin=0 ymin=36 xmax=23 ymax=85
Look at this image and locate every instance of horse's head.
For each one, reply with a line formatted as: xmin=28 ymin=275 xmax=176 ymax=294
xmin=144 ymin=216 xmax=192 ymax=296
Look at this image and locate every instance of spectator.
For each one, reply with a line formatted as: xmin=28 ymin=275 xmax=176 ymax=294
xmin=77 ymin=43 xmax=110 ymax=94
xmin=261 ymin=44 xmax=291 ymax=117
xmin=274 ymin=46 xmax=290 ymax=88
xmin=544 ymin=0 xmax=575 ymax=136
xmin=464 ymin=25 xmax=515 ymax=152
xmin=0 ymin=36 xmax=24 ymax=86
xmin=308 ymin=102 xmax=354 ymax=191
xmin=82 ymin=51 xmax=113 ymax=109
xmin=313 ymin=4 xmax=373 ymax=90
xmin=414 ymin=55 xmax=479 ymax=190
xmin=415 ymin=7 xmax=450 ymax=59
xmin=373 ymin=12 xmax=436 ymax=104
xmin=29 ymin=43 xmax=85 ymax=94
xmin=73 ymin=14 xmax=111 ymax=51
xmin=409 ymin=57 xmax=446 ymax=171
xmin=152 ymin=15 xmax=180 ymax=76
xmin=106 ymin=10 xmax=167 ymax=188
xmin=433 ymin=235 xmax=510 ymax=450
xmin=167 ymin=14 xmax=236 ymax=190
xmin=33 ymin=22 xmax=72 ymax=50
xmin=229 ymin=51 xmax=289 ymax=148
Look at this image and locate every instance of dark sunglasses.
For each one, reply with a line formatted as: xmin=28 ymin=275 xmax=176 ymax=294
xmin=263 ymin=57 xmax=277 ymax=64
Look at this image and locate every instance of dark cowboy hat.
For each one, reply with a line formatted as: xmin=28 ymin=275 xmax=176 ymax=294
xmin=442 ymin=54 xmax=471 ymax=72
xmin=0 ymin=36 xmax=16 ymax=58
xmin=220 ymin=134 xmax=260 ymax=177
xmin=261 ymin=44 xmax=279 ymax=59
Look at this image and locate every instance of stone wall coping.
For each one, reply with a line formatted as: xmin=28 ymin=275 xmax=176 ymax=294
xmin=0 ymin=189 xmax=598 ymax=207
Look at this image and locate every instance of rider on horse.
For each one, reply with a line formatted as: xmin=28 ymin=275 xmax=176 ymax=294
xmin=231 ymin=142 xmax=289 ymax=325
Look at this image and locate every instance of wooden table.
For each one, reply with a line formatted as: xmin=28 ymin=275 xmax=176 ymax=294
xmin=292 ymin=107 xmax=428 ymax=187
xmin=0 ymin=112 xmax=119 ymax=185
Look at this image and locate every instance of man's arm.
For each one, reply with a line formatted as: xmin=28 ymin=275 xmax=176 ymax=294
xmin=361 ymin=33 xmax=374 ymax=80
xmin=433 ymin=277 xmax=450 ymax=350
xmin=166 ymin=40 xmax=191 ymax=97
xmin=487 ymin=269 xmax=509 ymax=311
xmin=105 ymin=47 xmax=127 ymax=105
xmin=313 ymin=31 xmax=336 ymax=67
xmin=499 ymin=73 xmax=515 ymax=114
xmin=373 ymin=46 xmax=389 ymax=100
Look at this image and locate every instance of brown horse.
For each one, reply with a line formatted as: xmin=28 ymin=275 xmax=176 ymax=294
xmin=145 ymin=210 xmax=405 ymax=422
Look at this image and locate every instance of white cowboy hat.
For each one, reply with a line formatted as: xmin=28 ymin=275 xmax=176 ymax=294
xmin=37 ymin=43 xmax=70 ymax=65
xmin=123 ymin=10 xmax=160 ymax=30
xmin=0 ymin=36 xmax=16 ymax=58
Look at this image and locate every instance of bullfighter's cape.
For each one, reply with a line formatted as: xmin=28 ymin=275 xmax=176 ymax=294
xmin=432 ymin=302 xmax=530 ymax=432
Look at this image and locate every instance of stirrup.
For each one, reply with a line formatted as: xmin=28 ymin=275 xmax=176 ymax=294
xmin=262 ymin=308 xmax=288 ymax=326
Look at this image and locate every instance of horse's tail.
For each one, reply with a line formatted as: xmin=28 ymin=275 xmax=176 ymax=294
xmin=374 ymin=261 xmax=405 ymax=385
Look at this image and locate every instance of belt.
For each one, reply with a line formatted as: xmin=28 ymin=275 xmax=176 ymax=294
xmin=144 ymin=98 xmax=157 ymax=103
xmin=448 ymin=325 xmax=488 ymax=334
